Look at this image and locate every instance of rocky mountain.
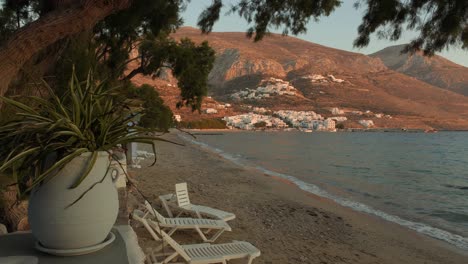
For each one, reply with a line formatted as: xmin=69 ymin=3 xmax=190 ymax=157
xmin=370 ymin=45 xmax=468 ymax=96
xmin=131 ymin=27 xmax=468 ymax=130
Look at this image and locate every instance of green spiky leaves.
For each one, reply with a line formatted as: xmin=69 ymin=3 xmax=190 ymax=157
xmin=0 ymin=68 xmax=177 ymax=197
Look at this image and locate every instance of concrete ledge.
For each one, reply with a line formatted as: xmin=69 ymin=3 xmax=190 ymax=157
xmin=0 ymin=225 xmax=144 ymax=264
xmin=114 ymin=225 xmax=145 ymax=264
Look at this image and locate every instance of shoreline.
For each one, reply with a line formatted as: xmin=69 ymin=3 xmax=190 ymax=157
xmin=183 ymin=128 xmax=468 ymax=133
xmin=180 ymin=132 xmax=468 ymax=252
xmin=131 ymin=132 xmax=468 ymax=263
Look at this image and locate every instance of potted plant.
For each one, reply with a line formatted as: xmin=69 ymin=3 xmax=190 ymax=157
xmin=0 ymin=69 xmax=167 ymax=254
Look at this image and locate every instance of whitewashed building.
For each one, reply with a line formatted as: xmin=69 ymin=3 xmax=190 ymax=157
xmin=302 ymin=74 xmax=346 ymax=84
xmin=330 ymin=116 xmax=347 ymax=122
xmin=330 ymin=107 xmax=345 ymax=115
xmin=327 ymin=74 xmax=345 ymax=83
xmin=204 ymin=108 xmax=218 ymax=114
xmin=359 ymin=120 xmax=374 ymax=128
xmin=223 ymin=113 xmax=288 ymax=130
xmin=230 ymin=78 xmax=299 ymax=100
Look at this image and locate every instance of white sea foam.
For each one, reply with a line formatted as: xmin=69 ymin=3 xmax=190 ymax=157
xmin=179 ymin=134 xmax=468 ymax=250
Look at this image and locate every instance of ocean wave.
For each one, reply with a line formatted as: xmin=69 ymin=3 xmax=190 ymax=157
xmin=443 ymin=184 xmax=468 ymax=190
xmin=179 ymin=134 xmax=468 ymax=250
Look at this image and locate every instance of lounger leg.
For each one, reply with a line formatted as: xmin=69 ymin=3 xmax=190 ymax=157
xmin=207 ymin=229 xmax=225 ymax=242
xmin=146 ymin=248 xmax=158 ymax=264
xmin=160 ymin=200 xmax=174 ymax=218
xmin=167 ymin=227 xmax=178 ymax=236
xmin=142 ymin=219 xmax=161 ymax=241
xmin=195 ymin=210 xmax=202 ymax=219
xmin=163 ymin=252 xmax=179 ymax=264
xmin=145 ymin=253 xmax=152 ymax=264
xmin=152 ymin=243 xmax=163 ymax=254
xmin=246 ymin=256 xmax=254 ymax=264
xmin=195 ymin=227 xmax=209 ymax=242
xmin=196 ymin=211 xmax=214 ymax=234
xmin=143 ymin=211 xmax=151 ymax=219
xmin=151 ymin=243 xmax=181 ymax=264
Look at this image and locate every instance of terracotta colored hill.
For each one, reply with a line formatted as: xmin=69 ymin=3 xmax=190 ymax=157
xmin=130 ymin=74 xmax=239 ymax=123
xmin=370 ymin=44 xmax=468 ymax=96
xmin=172 ymin=27 xmax=387 ymax=89
xmin=166 ymin=27 xmax=468 ymax=130
xmin=126 ymin=48 xmax=238 ymax=123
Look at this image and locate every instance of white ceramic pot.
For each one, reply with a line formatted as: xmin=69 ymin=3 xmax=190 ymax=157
xmin=28 ymin=151 xmax=118 ymax=250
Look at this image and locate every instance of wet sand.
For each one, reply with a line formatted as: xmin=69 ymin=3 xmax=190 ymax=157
xmin=129 ymin=132 xmax=467 ymax=264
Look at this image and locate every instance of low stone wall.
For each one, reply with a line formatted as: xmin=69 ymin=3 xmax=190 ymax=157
xmin=0 ymin=223 xmax=7 ymax=235
xmin=1 ymin=186 xmax=28 ymax=232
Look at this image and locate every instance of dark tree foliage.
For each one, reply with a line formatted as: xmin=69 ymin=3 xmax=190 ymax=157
xmin=126 ymin=37 xmax=215 ymax=110
xmin=68 ymin=0 xmax=215 ymax=112
xmin=92 ymin=0 xmax=185 ymax=80
xmin=0 ymin=0 xmax=466 ymax=114
xmin=336 ymin=123 xmax=345 ymax=129
xmin=198 ymin=0 xmax=467 ymax=54
xmin=198 ymin=0 xmax=342 ymax=41
xmin=0 ymin=0 xmax=216 ymax=130
xmin=123 ymin=84 xmax=174 ymax=132
xmin=137 ymin=85 xmax=173 ymax=131
xmin=0 ymin=0 xmax=37 ymax=43
xmin=254 ymin=121 xmax=267 ymax=128
xmin=178 ymin=118 xmax=227 ymax=129
xmin=171 ymin=39 xmax=216 ymax=110
xmin=354 ymin=0 xmax=468 ymax=55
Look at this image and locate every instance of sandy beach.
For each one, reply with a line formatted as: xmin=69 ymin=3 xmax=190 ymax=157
xmin=129 ymin=132 xmax=468 ymax=264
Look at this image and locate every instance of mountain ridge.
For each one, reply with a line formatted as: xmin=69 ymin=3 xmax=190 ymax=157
xmin=370 ymin=44 xmax=468 ymax=96
xmin=132 ymin=27 xmax=468 ymax=130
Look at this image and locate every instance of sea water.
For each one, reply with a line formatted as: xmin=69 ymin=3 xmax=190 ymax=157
xmin=181 ymin=131 xmax=468 ymax=249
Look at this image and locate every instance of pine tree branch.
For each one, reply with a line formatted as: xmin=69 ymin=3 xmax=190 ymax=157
xmin=124 ymin=67 xmax=144 ymax=80
xmin=0 ymin=0 xmax=133 ymax=99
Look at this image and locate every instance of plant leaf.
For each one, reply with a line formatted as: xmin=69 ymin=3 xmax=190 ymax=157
xmin=28 ymin=148 xmax=89 ymax=190
xmin=0 ymin=96 xmax=38 ymax=114
xmin=69 ymin=151 xmax=98 ymax=189
xmin=0 ymin=147 xmax=41 ymax=172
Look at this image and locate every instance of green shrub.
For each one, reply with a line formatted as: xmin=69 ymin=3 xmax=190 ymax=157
xmin=136 ymin=84 xmax=173 ymax=132
xmin=0 ymin=70 xmax=168 ymax=196
xmin=336 ymin=123 xmax=345 ymax=129
xmin=254 ymin=121 xmax=267 ymax=128
xmin=179 ymin=119 xmax=227 ymax=129
xmin=119 ymin=83 xmax=174 ymax=132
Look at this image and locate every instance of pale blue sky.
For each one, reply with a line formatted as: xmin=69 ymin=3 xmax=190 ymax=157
xmin=182 ymin=0 xmax=468 ymax=67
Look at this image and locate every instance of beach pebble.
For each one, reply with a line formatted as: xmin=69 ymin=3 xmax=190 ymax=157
xmin=0 ymin=223 xmax=7 ymax=235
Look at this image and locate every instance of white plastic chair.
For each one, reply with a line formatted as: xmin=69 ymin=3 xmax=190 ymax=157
xmin=159 ymin=183 xmax=235 ymax=222
xmin=145 ymin=230 xmax=260 ymax=264
xmin=133 ymin=202 xmax=231 ymax=242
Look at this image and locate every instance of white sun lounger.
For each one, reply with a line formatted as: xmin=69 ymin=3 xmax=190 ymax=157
xmin=145 ymin=230 xmax=261 ymax=264
xmin=133 ymin=202 xmax=231 ymax=242
xmin=159 ymin=183 xmax=236 ymax=222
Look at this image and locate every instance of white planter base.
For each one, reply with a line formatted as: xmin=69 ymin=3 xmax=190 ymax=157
xmin=35 ymin=231 xmax=116 ymax=256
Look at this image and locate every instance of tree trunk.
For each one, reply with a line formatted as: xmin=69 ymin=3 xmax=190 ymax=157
xmin=124 ymin=67 xmax=144 ymax=81
xmin=0 ymin=0 xmax=132 ymax=98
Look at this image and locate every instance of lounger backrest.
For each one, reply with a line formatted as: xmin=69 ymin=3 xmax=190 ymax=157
xmin=160 ymin=230 xmax=191 ymax=261
xmin=175 ymin=182 xmax=191 ymax=207
xmin=144 ymin=200 xmax=166 ymax=224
